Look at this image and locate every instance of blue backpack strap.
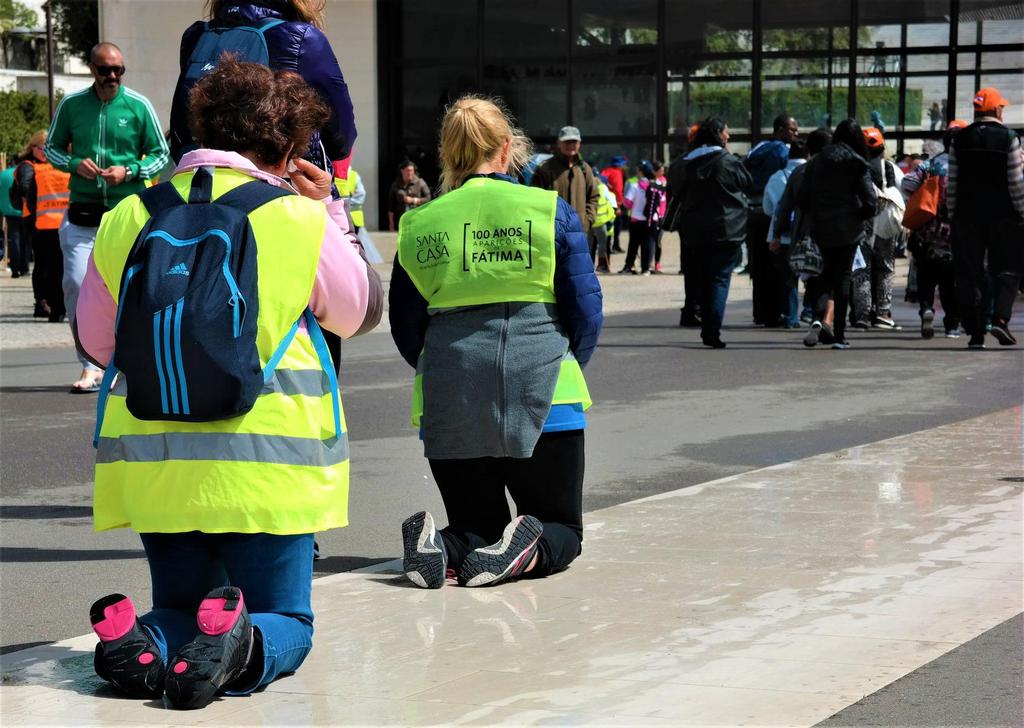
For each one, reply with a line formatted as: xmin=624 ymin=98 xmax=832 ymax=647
xmin=304 ymin=309 xmax=342 ymax=439
xmin=257 ymin=18 xmax=285 ymax=34
xmin=92 ymin=361 xmax=119 ymax=448
xmin=138 ymin=181 xmax=185 ymax=219
xmin=214 ymin=179 xmax=294 ymax=215
xmin=188 ymin=166 xmax=215 ymax=204
xmin=263 ymin=318 xmax=300 ymax=382
xmin=262 ymin=310 xmax=341 ymax=439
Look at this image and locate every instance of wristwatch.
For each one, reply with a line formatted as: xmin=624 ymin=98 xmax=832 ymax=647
xmin=124 ymin=166 xmax=134 ymax=182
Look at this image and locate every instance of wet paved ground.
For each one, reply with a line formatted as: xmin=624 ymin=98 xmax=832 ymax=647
xmin=1 ymin=408 xmax=1021 ymax=725
xmin=2 ymin=233 xmax=1022 ymax=725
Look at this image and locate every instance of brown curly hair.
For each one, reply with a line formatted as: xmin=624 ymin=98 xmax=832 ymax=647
xmin=188 ymin=57 xmax=329 ymax=166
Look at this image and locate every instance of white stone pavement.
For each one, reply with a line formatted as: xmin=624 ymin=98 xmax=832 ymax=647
xmin=0 ymin=407 xmax=1020 ymax=726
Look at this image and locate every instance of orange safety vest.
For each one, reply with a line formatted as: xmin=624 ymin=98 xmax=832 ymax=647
xmin=23 ymin=162 xmax=70 ymax=230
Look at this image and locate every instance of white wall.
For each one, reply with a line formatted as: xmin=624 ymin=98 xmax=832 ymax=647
xmin=99 ymin=0 xmax=379 ymax=227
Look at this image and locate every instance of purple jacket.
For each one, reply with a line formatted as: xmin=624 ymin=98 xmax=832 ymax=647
xmin=169 ymin=0 xmax=357 ymax=174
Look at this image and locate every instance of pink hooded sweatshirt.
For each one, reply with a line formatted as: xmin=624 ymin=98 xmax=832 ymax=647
xmin=76 ymin=150 xmax=383 ymax=366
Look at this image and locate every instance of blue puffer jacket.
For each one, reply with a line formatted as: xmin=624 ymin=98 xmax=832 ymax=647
xmin=169 ymin=0 xmax=357 ymax=168
xmin=390 ymin=174 xmax=603 ymax=370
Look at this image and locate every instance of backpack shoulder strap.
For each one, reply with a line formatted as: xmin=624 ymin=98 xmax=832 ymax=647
xmin=214 ymin=179 xmax=295 ymax=216
xmin=138 ymin=181 xmax=186 ymax=218
xmin=257 ymin=18 xmax=285 ymax=34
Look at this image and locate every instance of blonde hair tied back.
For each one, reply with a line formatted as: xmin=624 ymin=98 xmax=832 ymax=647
xmin=22 ymin=129 xmax=47 ymax=158
xmin=438 ymin=95 xmax=532 ymax=193
xmin=206 ymin=0 xmax=325 ymax=29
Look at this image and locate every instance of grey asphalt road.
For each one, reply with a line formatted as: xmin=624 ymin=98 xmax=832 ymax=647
xmin=2 ymin=296 xmax=1022 ymax=722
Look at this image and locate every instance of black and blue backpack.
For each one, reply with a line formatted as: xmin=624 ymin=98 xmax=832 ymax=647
xmin=170 ymin=16 xmax=285 ymax=160
xmin=93 ymin=167 xmax=340 ymax=446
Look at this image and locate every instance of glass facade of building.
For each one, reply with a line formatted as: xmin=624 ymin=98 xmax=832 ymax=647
xmin=377 ymin=0 xmax=1022 ymax=220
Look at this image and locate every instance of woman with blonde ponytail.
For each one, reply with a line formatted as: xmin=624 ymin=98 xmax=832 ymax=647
xmin=390 ymin=95 xmax=603 ymax=589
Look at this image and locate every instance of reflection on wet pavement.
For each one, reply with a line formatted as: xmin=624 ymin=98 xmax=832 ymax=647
xmin=1 ymin=408 xmax=1021 ymax=725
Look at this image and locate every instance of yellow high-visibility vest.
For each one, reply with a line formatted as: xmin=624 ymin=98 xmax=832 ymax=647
xmin=397 ymin=177 xmax=591 ymax=427
xmin=334 ymin=169 xmax=364 ymax=228
xmin=91 ymin=167 xmax=349 ymax=535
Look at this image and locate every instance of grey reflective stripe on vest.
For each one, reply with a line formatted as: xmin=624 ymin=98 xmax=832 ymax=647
xmin=97 ymin=431 xmax=349 ymax=466
xmin=38 ymin=192 xmax=69 ymax=202
xmin=261 ymin=369 xmax=327 ymax=397
xmin=114 ymin=370 xmax=329 ymax=399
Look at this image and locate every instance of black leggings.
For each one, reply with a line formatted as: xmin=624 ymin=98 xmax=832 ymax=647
xmin=810 ymin=244 xmax=858 ymax=340
xmin=428 ymin=430 xmax=585 ymax=578
xmin=31 ymin=229 xmax=65 ymax=316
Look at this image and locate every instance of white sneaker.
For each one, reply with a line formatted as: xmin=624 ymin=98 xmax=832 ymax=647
xmin=804 ymin=321 xmax=821 ymax=348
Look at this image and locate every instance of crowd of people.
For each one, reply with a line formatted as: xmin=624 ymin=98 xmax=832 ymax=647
xmin=540 ymin=93 xmax=1021 ymax=350
xmin=0 ymin=0 xmax=1020 ymax=712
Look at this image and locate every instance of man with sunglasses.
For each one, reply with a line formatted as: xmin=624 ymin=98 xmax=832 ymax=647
xmin=45 ymin=42 xmax=169 ymax=393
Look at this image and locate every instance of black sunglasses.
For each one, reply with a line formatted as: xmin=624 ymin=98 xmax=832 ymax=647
xmin=94 ymin=64 xmax=125 ymax=77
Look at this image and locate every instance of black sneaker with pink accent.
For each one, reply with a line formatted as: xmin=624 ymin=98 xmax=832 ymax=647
xmin=164 ymin=586 xmax=253 ymax=710
xmin=458 ymin=516 xmax=543 ymax=587
xmin=90 ymin=593 xmax=165 ymax=698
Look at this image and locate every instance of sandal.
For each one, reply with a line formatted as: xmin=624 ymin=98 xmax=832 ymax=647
xmin=70 ymin=371 xmax=103 ymax=394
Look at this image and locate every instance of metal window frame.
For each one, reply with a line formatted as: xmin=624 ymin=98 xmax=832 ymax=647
xmin=378 ymin=0 xmax=1024 ymax=225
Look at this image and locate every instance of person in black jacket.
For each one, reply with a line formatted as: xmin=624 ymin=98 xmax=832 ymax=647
xmin=798 ymin=119 xmax=878 ymax=349
xmin=674 ymin=117 xmax=752 ymax=348
xmin=948 ymin=87 xmax=1024 ymax=348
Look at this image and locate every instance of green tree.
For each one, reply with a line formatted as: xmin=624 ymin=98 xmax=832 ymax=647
xmin=47 ymin=0 xmax=97 ymax=63
xmin=0 ymin=0 xmax=38 ymax=67
xmin=0 ymin=90 xmax=52 ymax=159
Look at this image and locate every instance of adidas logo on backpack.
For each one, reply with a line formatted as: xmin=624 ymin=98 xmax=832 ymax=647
xmin=166 ymin=262 xmax=190 ymax=276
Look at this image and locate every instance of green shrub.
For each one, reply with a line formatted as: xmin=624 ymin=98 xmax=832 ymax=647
xmin=0 ymin=90 xmax=51 ymax=159
xmin=671 ymin=84 xmax=922 ymax=132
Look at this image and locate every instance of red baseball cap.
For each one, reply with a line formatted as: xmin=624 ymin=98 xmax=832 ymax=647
xmin=947 ymin=119 xmax=968 ymax=130
xmin=863 ymin=127 xmax=885 ymax=149
xmin=973 ymin=87 xmax=1008 ymax=113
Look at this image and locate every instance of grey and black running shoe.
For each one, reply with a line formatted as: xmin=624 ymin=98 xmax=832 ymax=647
xmin=458 ymin=516 xmax=543 ymax=588
xmin=402 ymin=511 xmax=448 ymax=589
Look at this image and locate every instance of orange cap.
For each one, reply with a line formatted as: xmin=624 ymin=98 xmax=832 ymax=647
xmin=947 ymin=118 xmax=968 ymax=130
xmin=687 ymin=123 xmax=700 ymax=144
xmin=973 ymin=87 xmax=1008 ymax=113
xmin=863 ymin=127 xmax=885 ymax=149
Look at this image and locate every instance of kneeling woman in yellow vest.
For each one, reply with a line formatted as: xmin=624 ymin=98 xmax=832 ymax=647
xmin=390 ymin=95 xmax=603 ymax=589
xmin=74 ymin=60 xmax=382 ymax=709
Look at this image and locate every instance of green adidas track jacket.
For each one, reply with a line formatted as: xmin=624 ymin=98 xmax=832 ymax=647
xmin=44 ymin=84 xmax=169 ymax=209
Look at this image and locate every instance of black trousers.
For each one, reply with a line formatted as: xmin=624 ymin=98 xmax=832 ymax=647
xmin=428 ymin=430 xmax=585 ymax=578
xmin=916 ymin=255 xmax=959 ymax=330
xmin=810 ymin=244 xmax=858 ymax=340
xmin=30 ymin=229 xmax=64 ymax=316
xmin=748 ymin=211 xmax=785 ymax=325
xmin=680 ymin=242 xmax=703 ymax=314
xmin=952 ymin=218 xmax=1024 ymax=335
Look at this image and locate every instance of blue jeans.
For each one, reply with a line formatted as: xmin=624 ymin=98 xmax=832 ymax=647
xmin=58 ymin=217 xmax=101 ymax=371
xmin=138 ymin=532 xmax=314 ymax=694
xmin=687 ymin=243 xmax=740 ymax=340
xmin=4 ymin=216 xmax=27 ymax=274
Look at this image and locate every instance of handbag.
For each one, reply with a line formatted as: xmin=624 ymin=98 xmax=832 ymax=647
xmin=788 ymin=234 xmax=823 ymax=277
xmin=873 ymin=183 xmax=906 ymax=239
xmin=902 ymin=173 xmax=941 ymax=231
